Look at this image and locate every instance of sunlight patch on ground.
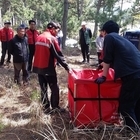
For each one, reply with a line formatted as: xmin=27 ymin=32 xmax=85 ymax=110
xmin=2 ymin=117 xmax=31 ymax=127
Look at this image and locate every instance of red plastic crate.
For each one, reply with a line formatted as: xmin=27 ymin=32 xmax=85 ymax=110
xmin=68 ymin=68 xmax=121 ymax=128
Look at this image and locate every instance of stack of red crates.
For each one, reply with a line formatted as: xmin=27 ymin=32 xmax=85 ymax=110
xmin=68 ymin=68 xmax=121 ymax=128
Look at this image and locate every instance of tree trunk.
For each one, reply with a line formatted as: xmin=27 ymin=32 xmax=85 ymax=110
xmin=119 ymin=0 xmax=123 ymax=25
xmin=0 ymin=8 xmax=2 ymax=28
xmin=93 ymin=0 xmax=103 ymax=37
xmin=77 ymin=0 xmax=84 ymax=20
xmin=62 ymin=0 xmax=69 ymax=49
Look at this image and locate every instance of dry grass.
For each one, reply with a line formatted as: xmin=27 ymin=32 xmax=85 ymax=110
xmin=0 ymin=47 xmax=139 ymax=140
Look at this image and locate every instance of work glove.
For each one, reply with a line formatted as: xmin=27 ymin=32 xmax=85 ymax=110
xmin=94 ymin=76 xmax=106 ymax=84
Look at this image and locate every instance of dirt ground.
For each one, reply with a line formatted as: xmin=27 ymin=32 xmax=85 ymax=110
xmin=0 ymin=46 xmax=139 ymax=140
xmin=0 ymin=47 xmax=100 ymax=140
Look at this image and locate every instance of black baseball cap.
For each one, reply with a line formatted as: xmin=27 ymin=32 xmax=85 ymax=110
xmin=4 ymin=21 xmax=11 ymax=25
xmin=20 ymin=24 xmax=28 ymax=28
xmin=17 ymin=24 xmax=26 ymax=31
xmin=47 ymin=21 xmax=58 ymax=29
xmin=101 ymin=20 xmax=119 ymax=34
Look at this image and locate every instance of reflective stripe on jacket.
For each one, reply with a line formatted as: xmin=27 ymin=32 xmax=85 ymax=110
xmin=33 ymin=30 xmax=69 ymax=75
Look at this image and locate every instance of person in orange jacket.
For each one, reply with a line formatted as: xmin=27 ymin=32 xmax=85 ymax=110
xmin=26 ymin=20 xmax=39 ymax=72
xmin=33 ymin=21 xmax=70 ymax=113
xmin=0 ymin=21 xmax=14 ymax=66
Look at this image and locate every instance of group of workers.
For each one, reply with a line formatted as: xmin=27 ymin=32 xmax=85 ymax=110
xmin=0 ymin=19 xmax=140 ymax=134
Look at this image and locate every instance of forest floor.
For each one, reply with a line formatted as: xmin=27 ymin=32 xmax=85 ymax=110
xmin=0 ymin=47 xmax=139 ymax=140
xmin=0 ymin=47 xmax=97 ymax=140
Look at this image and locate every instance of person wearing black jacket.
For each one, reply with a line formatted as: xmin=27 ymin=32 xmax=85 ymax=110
xmin=79 ymin=21 xmax=92 ymax=63
xmin=95 ymin=20 xmax=140 ymax=133
xmin=8 ymin=25 xmax=29 ymax=85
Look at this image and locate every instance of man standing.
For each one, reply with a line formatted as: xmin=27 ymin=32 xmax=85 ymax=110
xmin=95 ymin=29 xmax=104 ymax=65
xmin=33 ymin=21 xmax=69 ymax=113
xmin=56 ymin=23 xmax=63 ymax=66
xmin=95 ymin=20 xmax=140 ymax=133
xmin=8 ymin=25 xmax=29 ymax=85
xmin=0 ymin=21 xmax=14 ymax=66
xmin=79 ymin=21 xmax=92 ymax=63
xmin=26 ymin=20 xmax=39 ymax=72
xmin=56 ymin=23 xmax=63 ymax=50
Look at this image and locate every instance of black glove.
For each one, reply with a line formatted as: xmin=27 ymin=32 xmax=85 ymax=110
xmin=94 ymin=76 xmax=106 ymax=84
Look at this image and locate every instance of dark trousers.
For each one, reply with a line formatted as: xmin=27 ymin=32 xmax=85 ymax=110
xmin=97 ymin=52 xmax=103 ymax=65
xmin=81 ymin=44 xmax=90 ymax=62
xmin=38 ymin=74 xmax=59 ymax=109
xmin=119 ymin=75 xmax=140 ymax=131
xmin=0 ymin=42 xmax=11 ymax=65
xmin=28 ymin=44 xmax=35 ymax=71
xmin=14 ymin=62 xmax=28 ymax=84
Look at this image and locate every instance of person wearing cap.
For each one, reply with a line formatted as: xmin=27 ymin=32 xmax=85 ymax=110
xmin=20 ymin=24 xmax=29 ymax=34
xmin=95 ymin=29 xmax=104 ymax=65
xmin=26 ymin=20 xmax=39 ymax=72
xmin=95 ymin=20 xmax=140 ymax=132
xmin=0 ymin=21 xmax=14 ymax=66
xmin=8 ymin=25 xmax=29 ymax=85
xmin=33 ymin=21 xmax=70 ymax=113
xmin=79 ymin=21 xmax=92 ymax=63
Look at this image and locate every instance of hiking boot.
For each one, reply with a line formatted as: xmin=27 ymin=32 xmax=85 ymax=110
xmin=14 ymin=79 xmax=21 ymax=86
xmin=81 ymin=60 xmax=86 ymax=63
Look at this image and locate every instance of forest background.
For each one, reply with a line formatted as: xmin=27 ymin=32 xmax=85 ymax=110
xmin=0 ymin=1 xmax=139 ymax=139
xmin=0 ymin=0 xmax=140 ymax=48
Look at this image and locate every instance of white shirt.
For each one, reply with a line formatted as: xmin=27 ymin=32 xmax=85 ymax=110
xmin=57 ymin=30 xmax=63 ymax=38
xmin=95 ymin=36 xmax=104 ymax=52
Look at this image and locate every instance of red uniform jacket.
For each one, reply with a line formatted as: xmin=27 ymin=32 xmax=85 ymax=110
xmin=33 ymin=30 xmax=69 ymax=75
xmin=26 ymin=29 xmax=39 ymax=44
xmin=0 ymin=27 xmax=14 ymax=42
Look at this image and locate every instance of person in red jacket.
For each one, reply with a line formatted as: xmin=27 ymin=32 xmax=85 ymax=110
xmin=0 ymin=21 xmax=14 ymax=66
xmin=26 ymin=20 xmax=39 ymax=72
xmin=33 ymin=21 xmax=69 ymax=114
